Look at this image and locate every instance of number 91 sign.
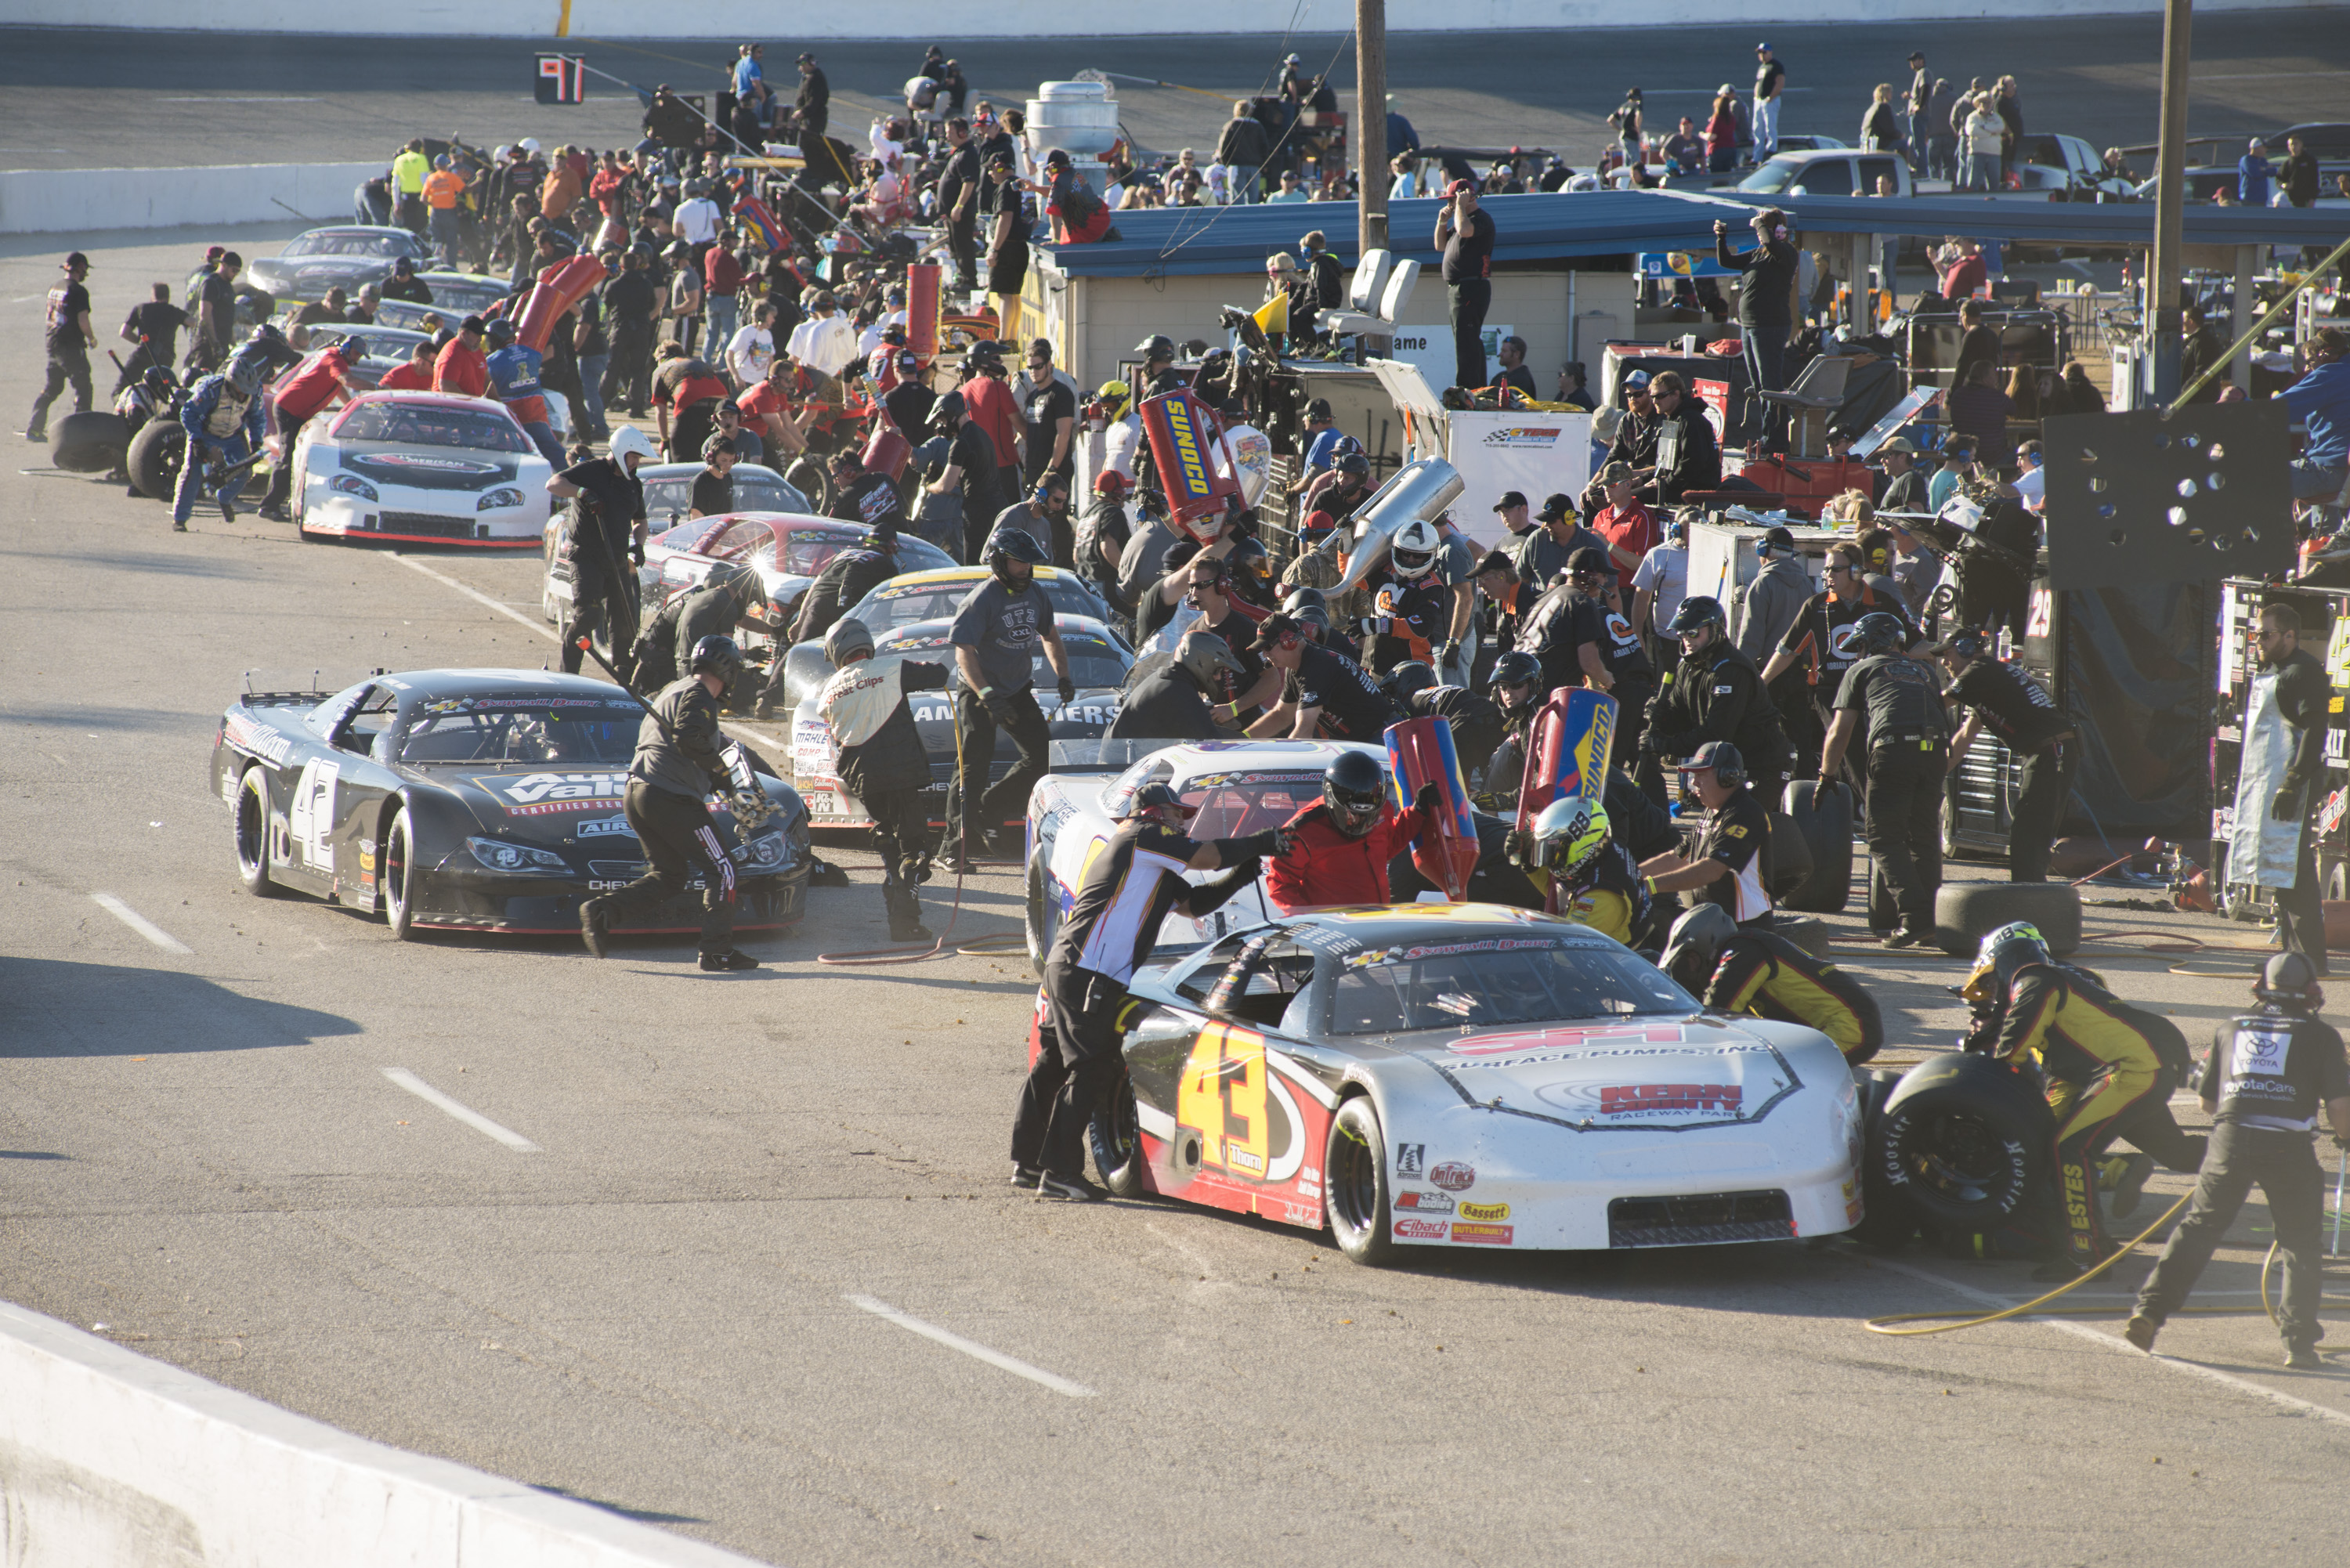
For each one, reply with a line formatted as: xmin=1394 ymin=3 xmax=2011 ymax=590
xmin=536 ymin=55 xmax=586 ymax=106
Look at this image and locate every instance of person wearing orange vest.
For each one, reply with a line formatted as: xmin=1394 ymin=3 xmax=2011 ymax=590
xmin=421 ymin=155 xmax=467 ymax=266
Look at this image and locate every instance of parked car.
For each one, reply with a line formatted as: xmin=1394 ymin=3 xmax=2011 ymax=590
xmin=374 ymin=272 xmax=514 ymax=333
xmin=246 ymin=227 xmax=431 ymax=304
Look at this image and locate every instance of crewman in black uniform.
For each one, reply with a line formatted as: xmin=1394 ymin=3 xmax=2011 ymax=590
xmin=1821 ymin=612 xmax=1950 ymax=948
xmin=1643 ymin=595 xmax=1791 ymax=803
xmin=1134 ymin=334 xmax=1184 ymax=399
xmin=1106 ymin=630 xmax=1242 ymax=741
xmin=747 ymin=522 xmax=906 ymax=720
xmin=580 ymin=634 xmax=761 ymax=972
xmin=2128 ymin=953 xmax=2350 ymax=1368
xmin=1562 ymin=546 xmax=1657 ymax=758
xmin=1661 ymin=903 xmax=1884 ymax=1064
xmin=1010 ymin=784 xmax=1285 ymax=1199
xmin=2248 ymin=602 xmax=2332 ymax=974
xmin=1979 ymin=923 xmax=2175 ymax=1281
xmin=1936 ymin=630 xmax=2076 ymax=883
xmin=816 ymin=616 xmax=949 ymax=941
xmin=632 ymin=562 xmax=765 ymax=696
xmin=1246 ymin=614 xmax=1399 ymax=741
xmin=549 ymin=426 xmax=654 ymax=678
xmin=1758 ymin=542 xmax=1919 ymax=775
xmin=1384 ymin=660 xmax=1506 ymax=788
xmin=1637 ymin=741 xmax=1774 ymax=928
xmin=827 ymin=449 xmax=906 ymax=529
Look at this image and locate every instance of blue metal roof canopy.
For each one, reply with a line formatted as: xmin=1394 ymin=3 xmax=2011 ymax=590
xmin=1034 ymin=188 xmax=1759 ymax=277
xmin=1035 ymin=188 xmax=2350 ymax=277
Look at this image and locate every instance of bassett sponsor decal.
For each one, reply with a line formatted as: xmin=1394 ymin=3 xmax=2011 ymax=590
xmin=1452 ymin=1222 xmax=1514 ymax=1245
xmin=1393 ymin=1216 xmax=1449 ymax=1241
xmin=1457 ymin=1201 xmax=1510 ymax=1222
xmin=479 ymin=771 xmax=628 ymax=815
xmin=1430 ymin=1162 xmax=1476 ymax=1192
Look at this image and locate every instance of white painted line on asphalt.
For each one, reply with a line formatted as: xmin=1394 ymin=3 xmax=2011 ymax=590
xmin=1872 ymin=1256 xmax=2350 ymax=1427
xmin=386 ymin=553 xmax=555 ymax=641
xmin=843 ymin=1294 xmax=1096 ymax=1397
xmin=90 ymin=894 xmax=191 ymax=954
xmin=381 ymin=1068 xmax=543 ymax=1153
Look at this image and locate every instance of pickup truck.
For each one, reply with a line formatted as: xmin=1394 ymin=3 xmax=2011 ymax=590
xmin=1717 ymin=135 xmax=2134 ymax=202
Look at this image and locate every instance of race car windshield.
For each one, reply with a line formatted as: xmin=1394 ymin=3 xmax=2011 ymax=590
xmin=880 ymin=632 xmax=1126 ymax=692
xmin=420 ymin=278 xmax=508 ymax=309
xmin=286 ymin=232 xmax=412 ymax=258
xmin=1181 ymin=771 xmax=1345 ymax=839
xmin=335 ymin=403 xmax=531 ymax=452
xmin=1327 ymin=941 xmax=1696 ymax=1036
xmin=852 ymin=575 xmax=1102 ymax=632
xmin=396 ymin=702 xmax=643 ymax=764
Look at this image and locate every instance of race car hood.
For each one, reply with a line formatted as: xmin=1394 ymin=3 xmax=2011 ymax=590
xmin=338 ymin=442 xmax=521 ymax=490
xmin=425 ymin=767 xmax=635 ymax=836
xmin=1405 ymin=1015 xmax=1806 ymax=1132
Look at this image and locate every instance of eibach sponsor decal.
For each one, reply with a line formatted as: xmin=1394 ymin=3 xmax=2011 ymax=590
xmin=1393 ymin=1216 xmax=1449 ymax=1240
xmin=1452 ymin=1223 xmax=1514 ymax=1245
xmin=476 ymin=771 xmax=628 ymax=815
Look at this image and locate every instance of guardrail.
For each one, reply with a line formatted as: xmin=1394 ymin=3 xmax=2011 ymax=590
xmin=0 ymin=164 xmax=384 ymax=236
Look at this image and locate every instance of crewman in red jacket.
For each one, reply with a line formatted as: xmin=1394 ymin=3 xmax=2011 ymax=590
xmin=1266 ymin=750 xmax=1438 ymax=912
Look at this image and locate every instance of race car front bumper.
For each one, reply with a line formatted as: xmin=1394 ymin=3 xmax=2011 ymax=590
xmin=301 ymin=490 xmax=544 ymax=547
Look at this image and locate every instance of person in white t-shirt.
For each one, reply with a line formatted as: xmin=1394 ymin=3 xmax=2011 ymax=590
xmin=726 ymin=300 xmax=776 ymax=388
xmin=673 ymin=188 xmax=721 ymax=247
xmin=2010 ymin=438 xmax=2046 ymax=512
xmin=1630 ymin=515 xmax=1691 ymax=677
xmin=785 ymin=291 xmax=861 ymax=379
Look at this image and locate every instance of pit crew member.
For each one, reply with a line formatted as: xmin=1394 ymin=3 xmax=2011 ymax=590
xmin=1643 ymin=594 xmax=1791 ymax=800
xmin=1935 ymin=631 xmax=2076 ymax=883
xmin=819 ymin=616 xmax=950 ymax=942
xmin=1385 ymin=660 xmax=1505 ymax=789
xmin=1661 ymin=904 xmax=1883 ymax=1064
xmin=484 ymin=317 xmax=564 ymax=467
xmin=548 ymin=425 xmax=653 ymax=678
xmin=2128 ymin=953 xmax=2350 ymax=1369
xmin=580 ymin=634 xmax=760 ymax=973
xmin=1820 ymin=612 xmax=1948 ymax=948
xmin=256 ymin=338 xmax=359 ymax=522
xmin=1526 ymin=798 xmax=1661 ymax=948
xmin=1246 ymin=614 xmax=1398 ymax=741
xmin=173 ymin=355 xmax=266 ymax=532
xmin=1264 ymin=750 xmax=1440 ymax=912
xmin=633 ymin=562 xmax=765 ymax=695
xmin=1010 ymin=783 xmax=1284 ymax=1200
xmin=1365 ymin=518 xmax=1453 ymax=674
xmin=945 ymin=528 xmax=1070 ymax=872
xmin=1106 ymin=630 xmax=1242 ymax=742
xmin=1637 ymin=741 xmax=1773 ymax=929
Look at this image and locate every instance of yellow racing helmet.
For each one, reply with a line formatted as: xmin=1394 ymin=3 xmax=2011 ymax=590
xmin=1531 ymin=798 xmax=1612 ymax=881
xmin=1096 ymin=378 xmax=1133 ymax=414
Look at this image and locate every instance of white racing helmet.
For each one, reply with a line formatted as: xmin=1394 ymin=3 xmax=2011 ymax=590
xmin=607 ymin=426 xmax=657 ymax=469
xmin=1390 ymin=517 xmax=1442 ymax=580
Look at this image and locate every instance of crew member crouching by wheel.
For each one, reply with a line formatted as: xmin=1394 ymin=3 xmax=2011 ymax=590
xmin=817 ymin=616 xmax=949 ymax=941
xmin=1637 ymin=742 xmax=1774 ymax=930
xmin=173 ymin=356 xmax=266 ymax=532
xmin=2128 ymin=954 xmax=2350 ymax=1368
xmin=1661 ymin=903 xmax=1883 ymax=1064
xmin=580 ymin=635 xmax=760 ymax=972
xmin=1264 ymin=751 xmax=1440 ymax=913
xmin=550 ymin=426 xmax=655 ymax=679
xmin=1011 ymin=784 xmax=1286 ymax=1200
xmin=632 ymin=562 xmax=765 ymax=696
xmin=1524 ymin=798 xmax=1665 ymax=950
xmin=1979 ymin=923 xmax=2175 ymax=1280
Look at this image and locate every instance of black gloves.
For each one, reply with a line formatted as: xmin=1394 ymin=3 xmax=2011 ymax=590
xmin=1415 ymin=781 xmax=1440 ymax=814
xmin=1058 ymin=675 xmax=1076 ymax=706
xmin=1185 ymin=860 xmax=1260 ymax=917
xmin=980 ymin=687 xmax=1019 ymax=724
xmin=1217 ymin=826 xmax=1295 ymax=865
xmin=2272 ymin=786 xmax=2302 ymax=823
xmin=631 ymin=548 xmax=646 ymax=568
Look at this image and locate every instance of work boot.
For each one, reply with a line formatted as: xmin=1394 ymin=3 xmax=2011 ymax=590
xmin=2285 ymin=1341 xmax=2323 ymax=1370
xmin=1882 ymin=927 xmax=1929 ymax=950
xmin=2123 ymin=1315 xmax=2159 ymax=1353
xmin=700 ymin=948 xmax=759 ymax=972
xmin=1008 ymin=1162 xmax=1043 ymax=1187
xmin=2109 ymin=1153 xmax=2157 ymax=1220
xmin=218 ymin=490 xmax=237 ymax=524
xmin=24 ymin=426 xmax=45 ymax=442
xmin=884 ymin=883 xmax=932 ymax=944
xmin=258 ymin=503 xmax=291 ymax=523
xmin=579 ymin=895 xmax=612 ymax=958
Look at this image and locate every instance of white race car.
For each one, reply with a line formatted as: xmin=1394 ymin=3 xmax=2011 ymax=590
xmin=1024 ymin=739 xmax=1386 ymax=966
xmin=295 ymin=391 xmax=551 ymax=546
xmin=793 ymin=616 xmax=1132 ymax=830
xmin=1047 ymin=903 xmax=1864 ymax=1261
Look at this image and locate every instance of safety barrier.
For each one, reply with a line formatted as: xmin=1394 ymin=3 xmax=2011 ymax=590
xmin=0 ymin=163 xmax=384 ymax=236
xmin=1 ymin=0 xmax=2324 ymax=40
xmin=0 ymin=1299 xmax=768 ymax=1568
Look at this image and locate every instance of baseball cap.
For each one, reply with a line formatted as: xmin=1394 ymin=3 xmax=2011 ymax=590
xmin=1492 ymin=490 xmax=1529 ymax=511
xmin=1444 ymin=178 xmax=1477 ymax=197
xmin=1249 ymin=612 xmax=1304 ymax=652
xmin=459 ymin=315 xmax=486 ymax=334
xmin=1756 ymin=40 xmax=1773 ymax=49
xmin=1305 ymin=397 xmax=1333 ymax=420
xmin=1474 ymin=548 xmax=1516 ymax=576
xmin=63 ymin=251 xmax=89 ymax=269
xmin=895 ymin=349 xmax=920 ymax=370
xmin=1537 ymin=493 xmax=1578 ymax=523
xmin=1623 ymin=369 xmax=1653 ymax=392
xmin=1878 ymin=435 xmax=1921 ymax=456
xmin=1683 ymin=740 xmax=1741 ymax=774
xmin=1567 ymin=546 xmax=1609 ymax=576
xmin=1596 ymin=462 xmax=1632 ymax=486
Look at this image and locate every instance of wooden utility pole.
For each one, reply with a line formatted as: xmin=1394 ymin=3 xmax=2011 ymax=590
xmin=1358 ymin=0 xmax=1387 ymax=256
xmin=2147 ymin=0 xmax=2193 ymax=403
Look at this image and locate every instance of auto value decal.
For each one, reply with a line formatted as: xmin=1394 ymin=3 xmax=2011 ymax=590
xmin=475 ymin=771 xmax=628 ymax=815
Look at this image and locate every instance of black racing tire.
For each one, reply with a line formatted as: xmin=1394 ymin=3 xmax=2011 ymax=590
xmin=233 ymin=767 xmax=279 ymax=898
xmin=1933 ymin=880 xmax=2081 ymax=956
xmin=1870 ymin=1053 xmax=2053 ymax=1233
xmin=786 ymin=456 xmax=833 ymax=515
xmin=381 ymin=806 xmax=418 ymax=940
xmin=1780 ymin=779 xmax=1855 ymax=912
xmin=127 ymin=418 xmax=186 ymax=501
xmin=1847 ymin=1068 xmax=1915 ymax=1252
xmin=1765 ymin=809 xmax=1813 ymax=901
xmin=52 ymin=410 xmax=129 ymax=474
xmin=1089 ymin=1071 xmax=1150 ymax=1197
xmin=1325 ymin=1096 xmax=1397 ymax=1265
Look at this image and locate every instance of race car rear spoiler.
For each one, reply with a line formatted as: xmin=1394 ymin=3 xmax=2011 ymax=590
xmin=1048 ymin=739 xmax=1163 ymax=775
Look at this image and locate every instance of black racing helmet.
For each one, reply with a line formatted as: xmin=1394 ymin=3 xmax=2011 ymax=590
xmin=983 ymin=526 xmax=1050 ymax=589
xmin=1488 ymin=649 xmax=1543 ymax=693
xmin=704 ymin=560 xmax=762 ymax=606
xmin=1280 ymin=585 xmax=1329 ymax=619
xmin=1853 ymin=611 xmax=1907 ymax=655
xmin=1665 ymin=595 xmax=1726 ymax=638
xmin=1323 ymin=750 xmax=1387 ymax=839
xmin=1385 ymin=659 xmax=1439 ymax=705
xmin=690 ymin=634 xmax=744 ymax=685
xmin=1136 ymin=332 xmax=1176 ymax=362
xmin=1334 ymin=449 xmax=1371 ymax=480
xmin=1659 ymin=902 xmax=1737 ymax=993
xmin=1289 ymin=602 xmax=1332 ymax=641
